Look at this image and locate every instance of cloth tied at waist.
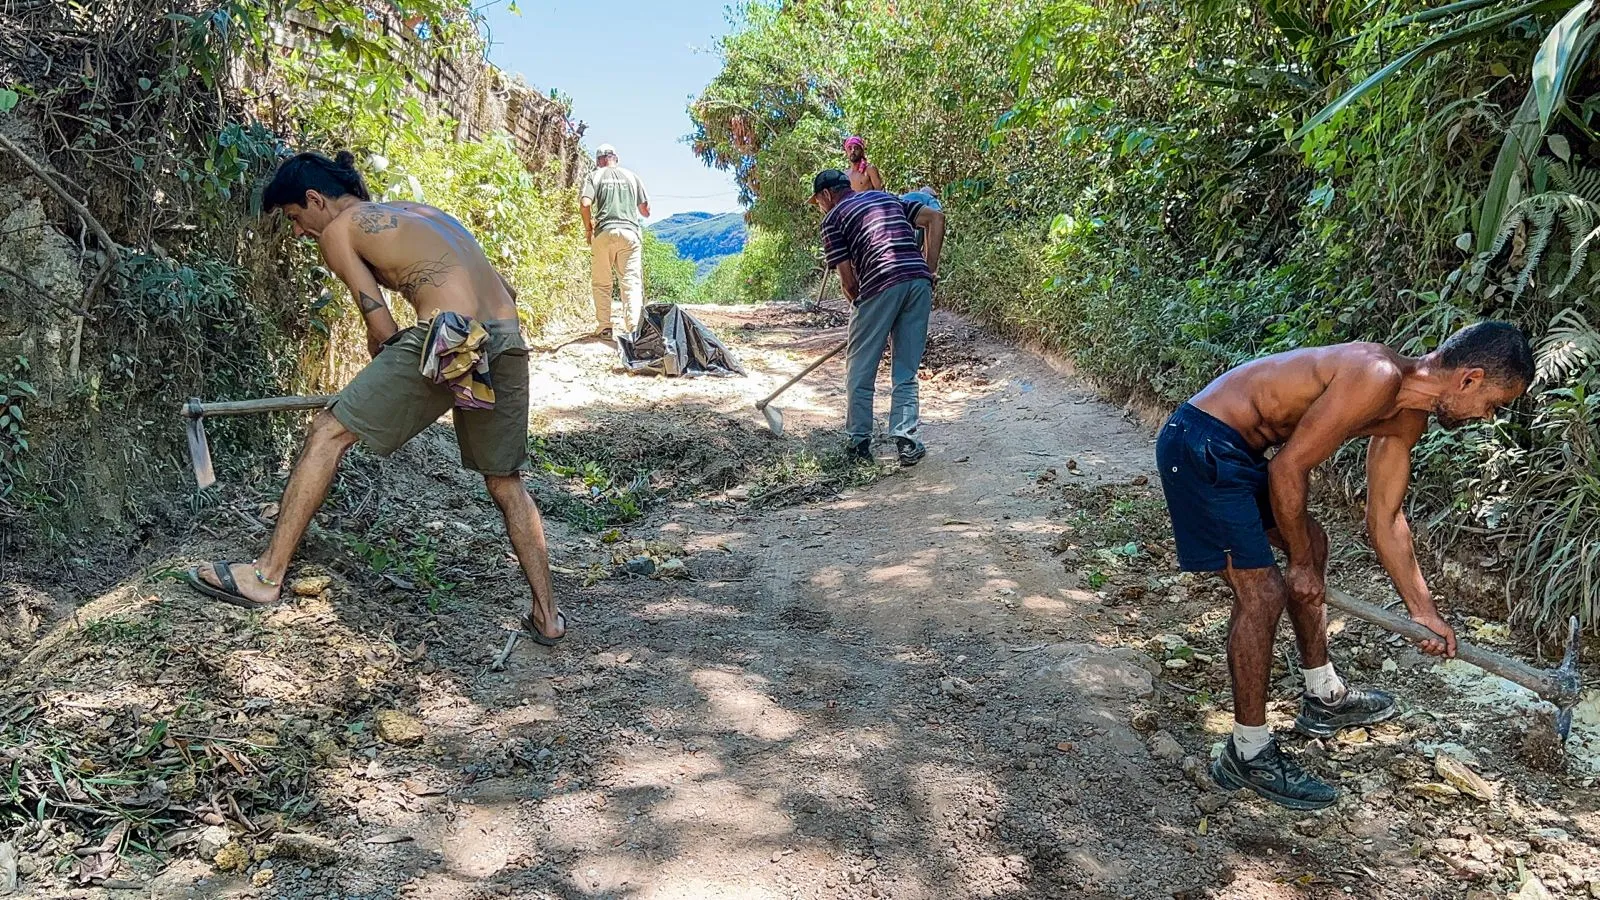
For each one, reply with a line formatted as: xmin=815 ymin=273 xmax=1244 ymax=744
xmin=420 ymin=309 xmax=496 ymax=410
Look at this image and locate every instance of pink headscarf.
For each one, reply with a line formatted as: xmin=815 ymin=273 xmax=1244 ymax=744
xmin=844 ymin=136 xmax=867 ymax=174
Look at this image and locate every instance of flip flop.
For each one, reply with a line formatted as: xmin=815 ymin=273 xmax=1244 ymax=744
xmin=522 ymin=609 xmax=567 ymax=647
xmin=184 ymin=560 xmax=282 ymax=610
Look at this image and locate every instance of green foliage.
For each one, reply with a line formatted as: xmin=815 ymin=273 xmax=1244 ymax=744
xmin=0 ymin=358 xmax=38 ymax=513
xmin=276 ymin=28 xmax=588 ymax=334
xmin=692 ymin=0 xmax=1600 ymax=631
xmin=82 ymin=612 xmax=167 ymax=648
xmin=220 ymin=0 xmax=476 ymax=77
xmin=694 ymin=254 xmax=746 ymax=306
xmin=1532 ymin=1 xmax=1597 ymax=131
xmin=326 ymin=528 xmax=458 ymax=612
xmin=528 ymin=435 xmax=653 ymax=531
xmin=641 ymin=231 xmax=698 ymax=303
xmin=105 ymin=252 xmax=292 ymax=405
xmin=1290 ymin=0 xmax=1583 ymax=140
xmin=693 ymin=226 xmax=814 ymax=305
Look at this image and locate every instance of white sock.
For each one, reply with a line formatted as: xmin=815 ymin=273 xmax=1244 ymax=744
xmin=1232 ymin=722 xmax=1272 ymax=761
xmin=1302 ymin=662 xmax=1346 ymax=703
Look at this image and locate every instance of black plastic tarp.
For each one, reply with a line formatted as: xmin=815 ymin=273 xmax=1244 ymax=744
xmin=616 ymin=303 xmax=747 ymax=377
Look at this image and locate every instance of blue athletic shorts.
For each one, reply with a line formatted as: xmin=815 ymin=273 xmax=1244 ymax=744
xmin=1155 ymin=403 xmax=1277 ymax=571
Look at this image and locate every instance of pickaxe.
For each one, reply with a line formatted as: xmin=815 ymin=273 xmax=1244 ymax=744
xmin=181 ymin=395 xmax=334 ymax=488
xmin=1326 ymin=586 xmax=1584 ymax=741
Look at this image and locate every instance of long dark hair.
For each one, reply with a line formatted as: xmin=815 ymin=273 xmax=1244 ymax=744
xmin=262 ymin=150 xmax=371 ymax=212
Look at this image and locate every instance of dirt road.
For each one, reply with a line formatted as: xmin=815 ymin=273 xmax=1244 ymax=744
xmin=3 ymin=304 xmax=1597 ymax=899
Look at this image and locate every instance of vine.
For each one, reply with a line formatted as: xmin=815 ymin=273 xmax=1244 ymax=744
xmin=0 ymin=358 xmax=38 ymax=517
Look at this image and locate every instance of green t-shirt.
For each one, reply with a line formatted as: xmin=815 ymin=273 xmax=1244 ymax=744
xmin=581 ymin=165 xmax=649 ymax=236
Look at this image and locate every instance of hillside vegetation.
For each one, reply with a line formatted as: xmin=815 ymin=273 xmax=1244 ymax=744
xmin=650 ymin=210 xmax=749 ymax=274
xmin=0 ymin=0 xmax=587 ymax=553
xmin=688 ymin=0 xmax=1600 ymax=633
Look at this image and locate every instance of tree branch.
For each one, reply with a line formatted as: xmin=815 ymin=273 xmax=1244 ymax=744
xmin=0 ymin=130 xmax=120 ymax=260
xmin=0 ymin=130 xmax=123 ymax=310
xmin=0 ymin=262 xmax=95 ymax=320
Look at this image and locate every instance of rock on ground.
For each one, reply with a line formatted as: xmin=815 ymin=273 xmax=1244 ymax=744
xmin=1035 ymin=643 xmax=1158 ymax=701
xmin=374 ymin=710 xmax=426 ymax=746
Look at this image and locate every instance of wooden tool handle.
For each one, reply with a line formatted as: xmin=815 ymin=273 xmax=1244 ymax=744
xmin=181 ymin=395 xmax=335 ymax=418
xmin=1325 ymin=586 xmax=1566 ymax=703
xmin=756 ymin=341 xmax=847 ymax=410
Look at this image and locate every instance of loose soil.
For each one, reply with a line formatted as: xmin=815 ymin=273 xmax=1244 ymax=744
xmin=2 ymin=304 xmax=1597 ymax=900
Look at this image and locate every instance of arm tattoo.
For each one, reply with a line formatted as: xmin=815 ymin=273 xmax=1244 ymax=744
xmin=351 ymin=206 xmax=399 ymax=234
xmin=394 ymin=255 xmax=456 ymax=300
xmin=356 ymin=290 xmax=385 ymax=314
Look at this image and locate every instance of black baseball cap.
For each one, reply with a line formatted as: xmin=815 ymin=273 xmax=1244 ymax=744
xmin=811 ymin=169 xmax=851 ymax=199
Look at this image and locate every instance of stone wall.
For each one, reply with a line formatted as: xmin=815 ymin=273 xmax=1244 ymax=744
xmin=267 ymin=10 xmax=589 ymax=186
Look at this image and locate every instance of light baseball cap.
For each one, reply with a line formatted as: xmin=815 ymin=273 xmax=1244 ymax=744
xmin=596 ymin=143 xmax=617 ymax=159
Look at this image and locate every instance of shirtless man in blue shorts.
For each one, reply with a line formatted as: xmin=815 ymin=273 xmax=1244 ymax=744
xmin=1157 ymin=321 xmax=1533 ymax=809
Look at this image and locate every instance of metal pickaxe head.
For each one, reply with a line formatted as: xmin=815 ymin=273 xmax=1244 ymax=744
xmin=178 ymin=394 xmax=334 ymax=490
xmin=757 ymin=399 xmax=785 ymax=436
xmin=754 ymin=339 xmax=848 ymax=437
xmin=183 ymin=397 xmax=216 ymax=489
xmin=1553 ymin=615 xmax=1582 ymax=741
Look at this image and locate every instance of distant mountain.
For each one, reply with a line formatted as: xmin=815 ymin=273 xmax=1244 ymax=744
xmin=649 ymin=211 xmax=746 ymax=275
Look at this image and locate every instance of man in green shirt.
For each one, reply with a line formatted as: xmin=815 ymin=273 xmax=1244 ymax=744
xmin=580 ymin=144 xmax=651 ymax=338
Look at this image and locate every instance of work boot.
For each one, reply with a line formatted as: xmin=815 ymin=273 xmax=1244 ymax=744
xmin=847 ymin=439 xmax=873 ymax=464
xmin=895 ymin=436 xmax=926 ymax=467
xmin=1293 ymin=687 xmax=1398 ymax=738
xmin=1211 ymin=737 xmax=1338 ymax=811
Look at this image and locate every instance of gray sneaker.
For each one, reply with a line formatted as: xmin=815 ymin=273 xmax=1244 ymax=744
xmin=1293 ymin=687 xmax=1398 ymax=738
xmin=1211 ymin=737 xmax=1338 ymax=811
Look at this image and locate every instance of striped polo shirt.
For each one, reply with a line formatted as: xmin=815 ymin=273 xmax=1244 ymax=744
xmin=820 ymin=190 xmax=931 ymax=302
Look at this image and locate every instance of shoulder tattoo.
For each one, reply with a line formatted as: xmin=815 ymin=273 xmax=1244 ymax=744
xmin=351 ymin=205 xmax=400 ymax=234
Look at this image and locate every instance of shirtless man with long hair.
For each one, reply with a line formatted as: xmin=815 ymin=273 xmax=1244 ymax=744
xmin=186 ymin=151 xmax=565 ymax=646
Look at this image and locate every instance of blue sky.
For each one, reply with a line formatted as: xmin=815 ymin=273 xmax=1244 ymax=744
xmin=479 ymin=0 xmax=744 ymax=222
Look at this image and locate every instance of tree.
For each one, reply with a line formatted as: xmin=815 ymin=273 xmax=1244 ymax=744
xmin=642 ymin=231 xmax=698 ymax=303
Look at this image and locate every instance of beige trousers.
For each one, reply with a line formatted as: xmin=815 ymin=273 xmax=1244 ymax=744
xmin=591 ymin=228 xmax=643 ymax=333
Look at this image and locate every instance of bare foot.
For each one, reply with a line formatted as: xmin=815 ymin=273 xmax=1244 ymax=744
xmin=198 ymin=561 xmax=281 ymax=607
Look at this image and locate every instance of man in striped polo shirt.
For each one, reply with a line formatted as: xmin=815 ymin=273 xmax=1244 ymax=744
xmin=811 ymin=169 xmax=947 ymax=466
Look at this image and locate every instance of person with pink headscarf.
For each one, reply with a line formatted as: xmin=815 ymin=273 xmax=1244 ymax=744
xmin=843 ymin=136 xmax=884 ymax=192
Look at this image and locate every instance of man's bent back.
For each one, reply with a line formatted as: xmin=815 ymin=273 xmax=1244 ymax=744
xmin=1156 ymin=321 xmax=1533 ymax=810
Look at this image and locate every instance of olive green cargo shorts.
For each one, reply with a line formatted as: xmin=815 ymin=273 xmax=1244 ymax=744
xmin=330 ymin=319 xmax=530 ymax=476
